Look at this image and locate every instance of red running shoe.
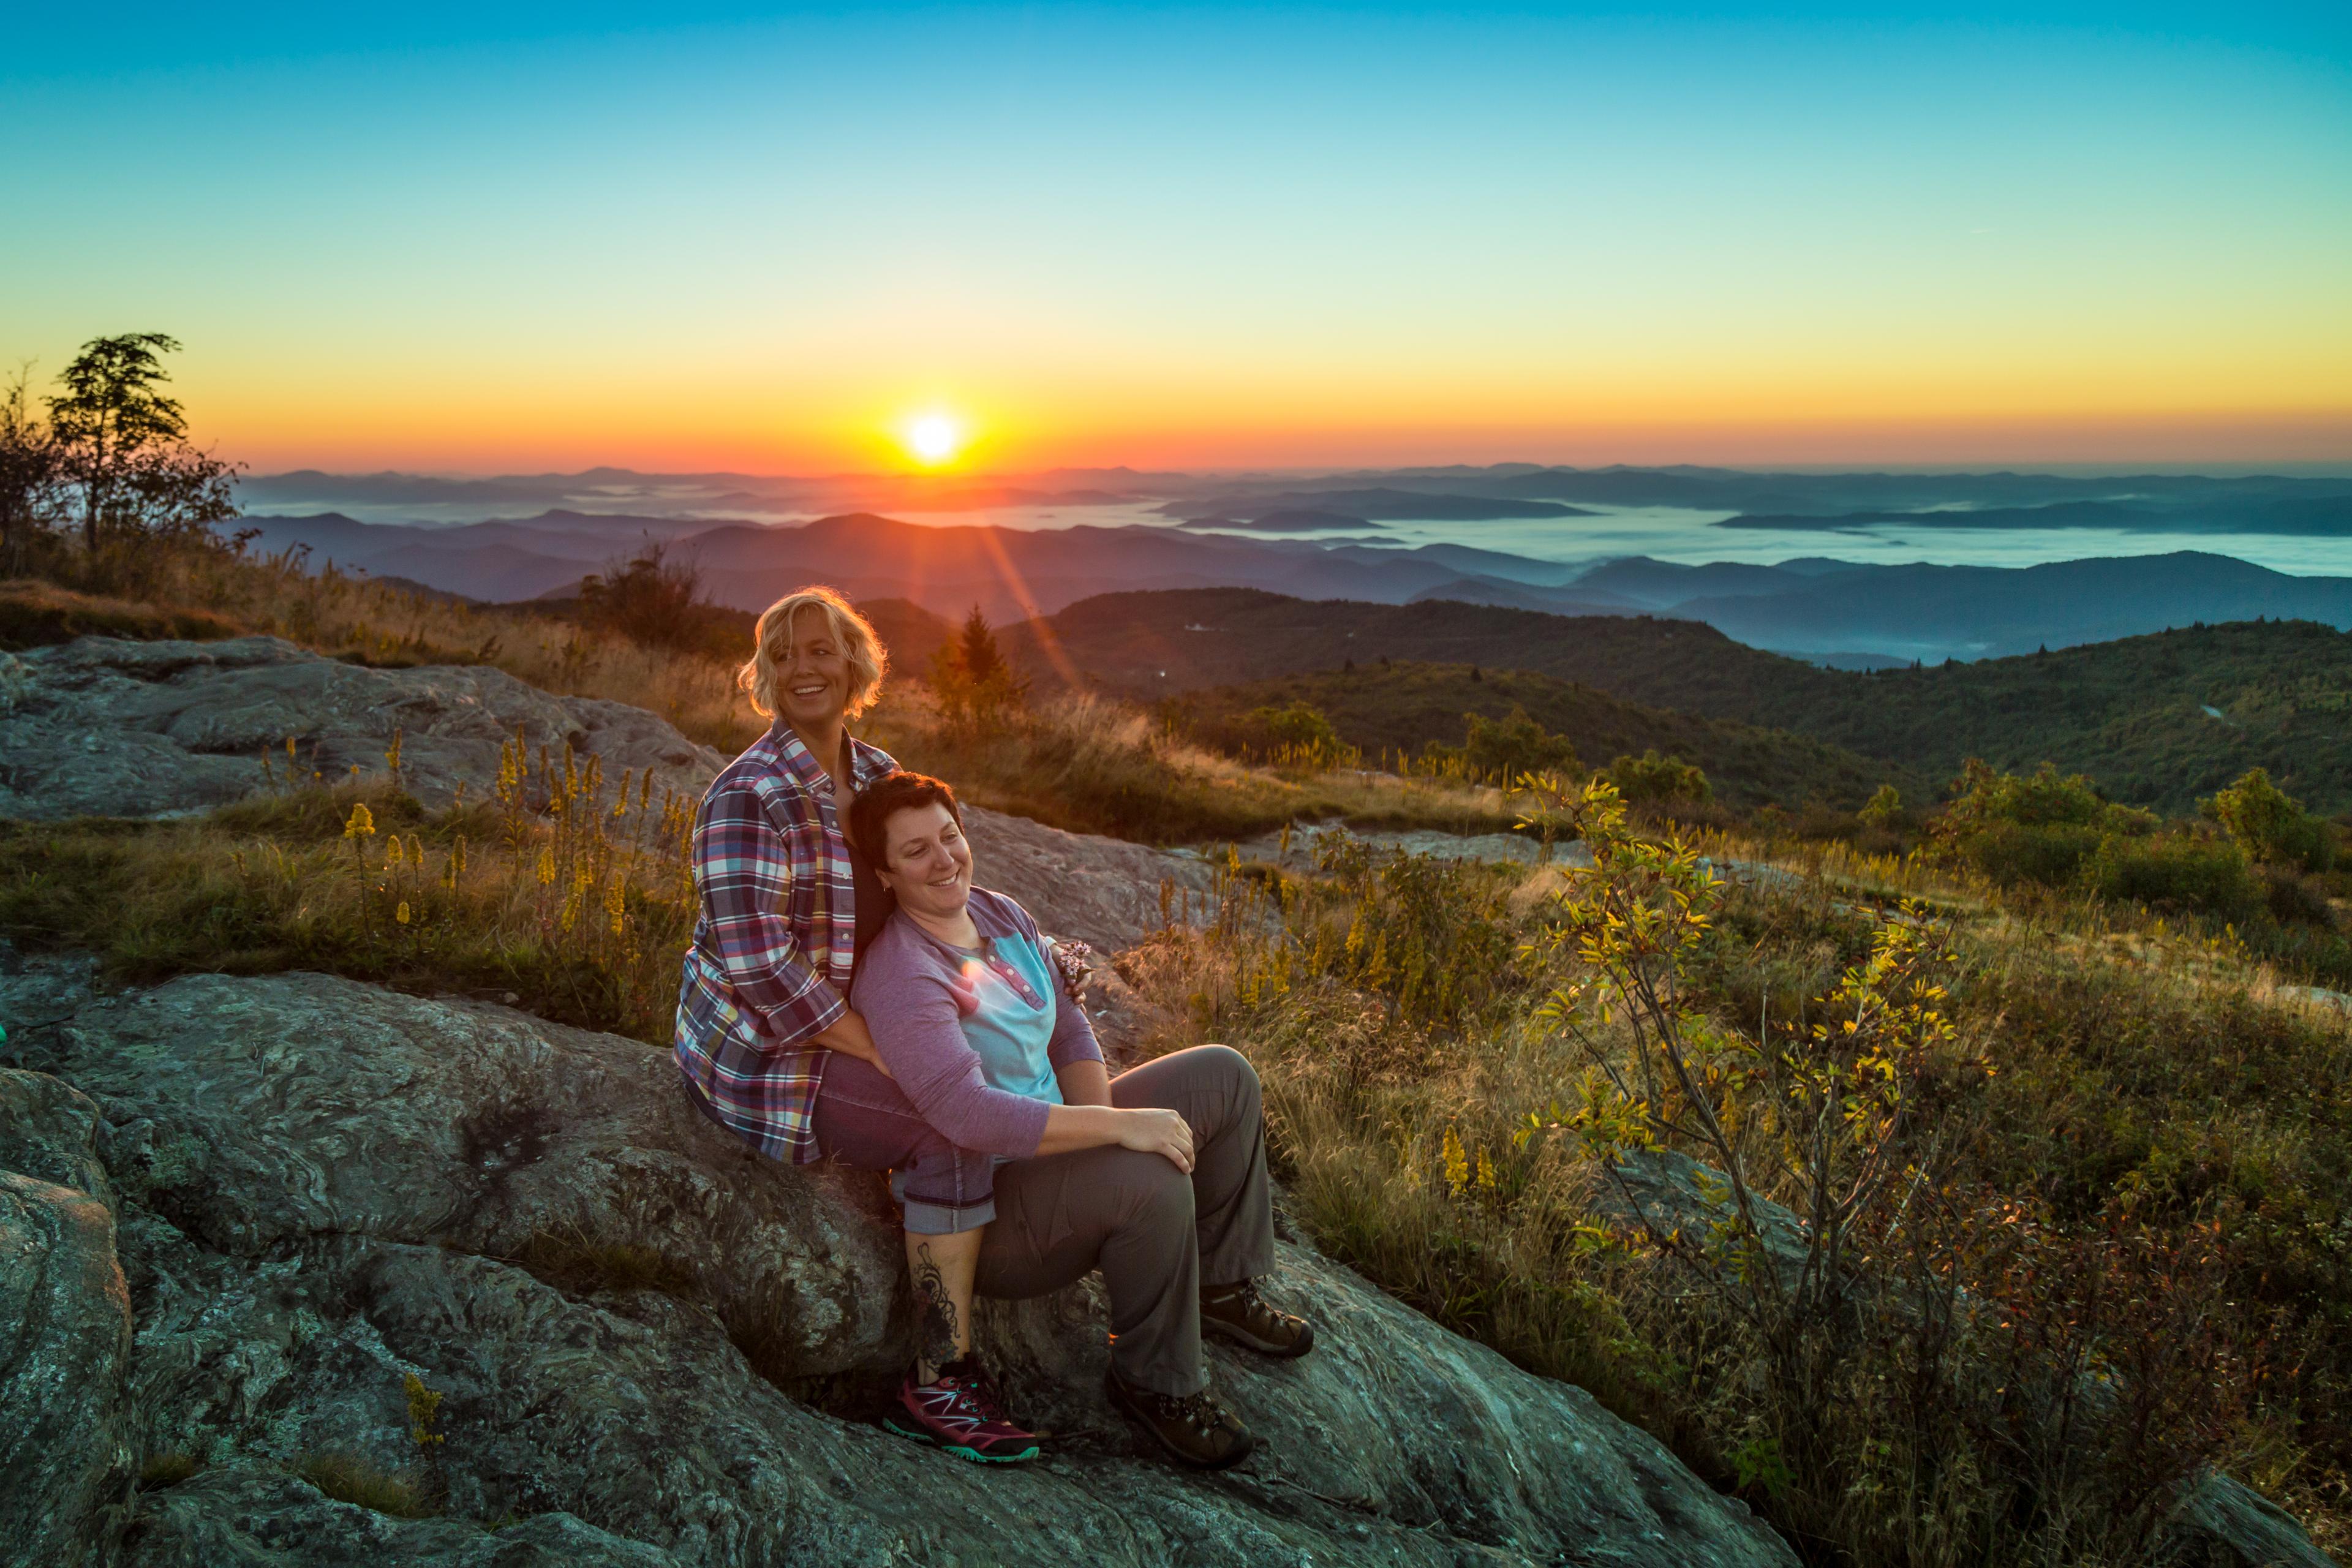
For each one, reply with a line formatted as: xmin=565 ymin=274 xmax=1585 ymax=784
xmin=883 ymin=1358 xmax=1042 ymax=1464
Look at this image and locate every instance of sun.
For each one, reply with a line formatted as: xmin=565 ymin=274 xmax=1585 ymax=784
xmin=902 ymin=411 xmax=967 ymax=467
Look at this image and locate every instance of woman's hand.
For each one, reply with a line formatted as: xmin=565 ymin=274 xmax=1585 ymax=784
xmin=1114 ymin=1107 xmax=1195 ymax=1173
xmin=813 ymin=1009 xmax=892 ymax=1079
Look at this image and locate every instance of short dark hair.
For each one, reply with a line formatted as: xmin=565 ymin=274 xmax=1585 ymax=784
xmin=850 ymin=770 xmax=963 ymax=864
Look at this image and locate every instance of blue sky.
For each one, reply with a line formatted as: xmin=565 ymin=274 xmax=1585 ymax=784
xmin=4 ymin=3 xmax=2346 ymax=470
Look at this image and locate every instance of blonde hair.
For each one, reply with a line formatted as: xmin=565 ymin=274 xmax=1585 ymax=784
xmin=739 ymin=586 xmax=889 ymax=720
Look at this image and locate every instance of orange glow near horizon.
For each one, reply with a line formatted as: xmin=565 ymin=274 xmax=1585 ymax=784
xmin=183 ymin=375 xmax=2352 ymax=476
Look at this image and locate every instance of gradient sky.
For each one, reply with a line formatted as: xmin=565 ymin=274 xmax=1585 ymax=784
xmin=4 ymin=3 xmax=2348 ymax=472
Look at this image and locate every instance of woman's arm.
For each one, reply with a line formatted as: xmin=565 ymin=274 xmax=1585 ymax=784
xmin=809 ymin=1009 xmax=890 ymax=1076
xmin=1054 ymin=1058 xmax=1112 ymax=1108
xmin=695 ymin=781 xmax=886 ymax=1070
xmin=1036 ymin=1100 xmax=1193 ymax=1172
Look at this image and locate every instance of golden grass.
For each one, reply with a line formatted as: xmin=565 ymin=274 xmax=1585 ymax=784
xmin=0 ymin=740 xmax=698 ymax=1043
xmin=865 ymin=683 xmax=1517 ymax=842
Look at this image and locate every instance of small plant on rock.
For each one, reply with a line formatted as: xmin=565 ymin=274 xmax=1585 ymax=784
xmin=292 ymin=1452 xmax=432 ymax=1518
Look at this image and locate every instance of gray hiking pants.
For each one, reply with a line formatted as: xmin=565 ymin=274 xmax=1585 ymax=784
xmin=812 ymin=1044 xmax=1277 ymax=1396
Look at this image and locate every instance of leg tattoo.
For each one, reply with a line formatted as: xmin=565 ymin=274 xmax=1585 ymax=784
xmin=912 ymin=1242 xmax=961 ymax=1378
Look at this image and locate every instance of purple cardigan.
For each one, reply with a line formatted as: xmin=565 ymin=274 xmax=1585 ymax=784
xmin=850 ymin=888 xmax=1104 ymax=1158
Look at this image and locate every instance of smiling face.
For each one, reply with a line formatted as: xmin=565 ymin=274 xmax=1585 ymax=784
xmin=774 ymin=605 xmax=852 ymax=731
xmin=873 ymin=801 xmax=974 ymax=924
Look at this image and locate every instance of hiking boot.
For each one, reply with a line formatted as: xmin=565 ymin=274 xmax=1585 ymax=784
xmin=1105 ymin=1368 xmax=1257 ymax=1471
xmin=1200 ymin=1278 xmax=1314 ymax=1359
xmin=883 ymin=1357 xmax=1042 ymax=1463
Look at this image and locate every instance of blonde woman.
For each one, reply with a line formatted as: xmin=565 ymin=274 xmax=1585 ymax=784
xmin=676 ymin=586 xmax=902 ymax=1142
xmin=674 ymin=586 xmax=1046 ymax=1463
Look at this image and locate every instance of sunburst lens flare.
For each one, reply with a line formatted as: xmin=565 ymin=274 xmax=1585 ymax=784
xmin=904 ymin=412 xmax=965 ymax=467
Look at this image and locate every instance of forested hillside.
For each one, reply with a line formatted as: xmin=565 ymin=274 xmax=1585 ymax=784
xmin=1006 ymin=589 xmax=2352 ymax=813
xmin=1160 ymin=661 xmax=1911 ymax=809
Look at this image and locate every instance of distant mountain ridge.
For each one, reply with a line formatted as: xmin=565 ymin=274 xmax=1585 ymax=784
xmin=234 ymin=500 xmax=2352 ymax=664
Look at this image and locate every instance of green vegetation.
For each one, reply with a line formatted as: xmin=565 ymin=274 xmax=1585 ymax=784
xmin=1024 ymin=588 xmax=2352 ymax=814
xmin=926 ymin=603 xmax=1034 ymax=728
xmin=1600 ymin=748 xmax=1711 ymax=809
xmin=1 ymin=333 xmax=237 ymax=571
xmin=2205 ymin=766 xmax=2337 ymax=873
xmin=1117 ymin=796 xmax=2352 ymax=1562
xmin=1158 ymin=659 xmax=1902 ymax=809
xmin=1918 ymin=760 xmax=2351 ymax=984
xmin=1429 ymin=704 xmax=1580 ymax=783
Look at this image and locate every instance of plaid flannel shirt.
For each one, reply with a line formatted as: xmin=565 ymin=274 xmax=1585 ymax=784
xmin=674 ymin=725 xmax=899 ymax=1164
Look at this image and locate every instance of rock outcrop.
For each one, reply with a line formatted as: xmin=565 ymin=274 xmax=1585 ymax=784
xmin=0 ymin=635 xmax=1216 ymax=951
xmin=0 ymin=951 xmax=1796 ymax=1568
xmin=0 ymin=637 xmax=718 ymax=820
xmin=0 ymin=1072 xmax=132 ymax=1568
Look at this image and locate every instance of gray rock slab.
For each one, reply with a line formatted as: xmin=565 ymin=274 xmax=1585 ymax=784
xmin=1235 ymin=821 xmax=1589 ymax=870
xmin=0 ymin=636 xmax=723 ymax=819
xmin=121 ymin=1465 xmax=682 ymax=1567
xmin=962 ymin=805 xmax=1217 ymax=951
xmin=2163 ymin=1471 xmax=2340 ymax=1567
xmin=0 ymin=1076 xmax=135 ymax=1568
xmin=18 ymin=967 xmax=1795 ymax=1568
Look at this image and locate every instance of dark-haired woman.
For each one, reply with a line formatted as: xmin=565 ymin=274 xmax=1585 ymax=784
xmin=812 ymin=769 xmax=1314 ymax=1472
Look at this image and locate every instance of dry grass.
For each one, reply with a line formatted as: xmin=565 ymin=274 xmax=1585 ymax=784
xmin=867 ymin=683 xmax=1517 ymax=842
xmin=0 ymin=578 xmax=248 ymax=649
xmin=292 ymin=1452 xmax=433 ymax=1518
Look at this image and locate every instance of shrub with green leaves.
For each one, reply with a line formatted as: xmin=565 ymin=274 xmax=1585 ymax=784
xmin=1856 ymin=782 xmax=1903 ymax=829
xmin=2203 ymin=767 xmax=2337 ymax=873
xmin=1441 ymin=704 xmax=1580 ymax=786
xmin=1242 ymin=698 xmax=1350 ymax=767
xmin=2086 ymin=829 xmax=2260 ymax=921
xmin=1602 ymin=748 xmax=1709 ymax=807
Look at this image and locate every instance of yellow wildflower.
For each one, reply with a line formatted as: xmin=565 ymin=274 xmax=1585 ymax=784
xmin=395 ymin=900 xmax=411 ymax=925
xmin=1442 ymin=1126 xmax=1470 ymax=1197
xmin=536 ymin=847 xmax=556 ymax=886
xmin=386 ymin=836 xmax=407 ymax=870
xmin=343 ymin=802 xmax=375 ymax=839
